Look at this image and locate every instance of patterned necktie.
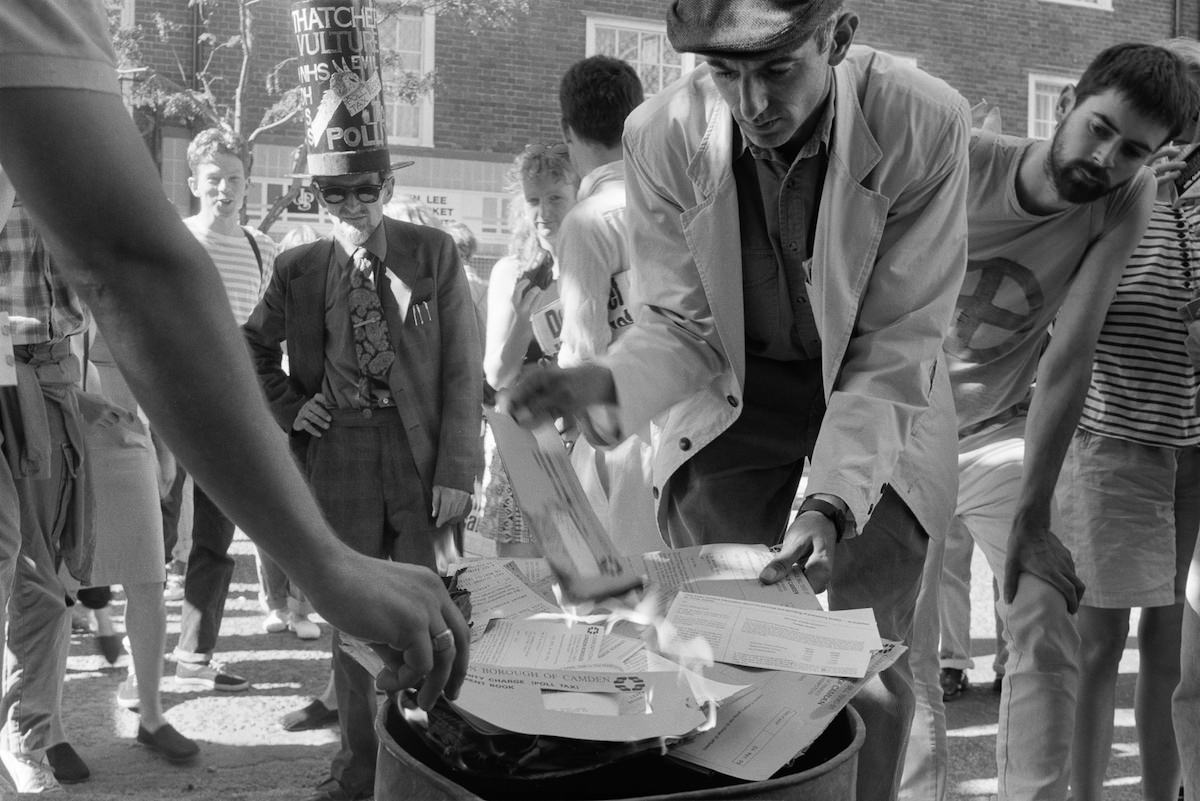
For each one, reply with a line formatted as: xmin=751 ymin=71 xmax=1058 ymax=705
xmin=348 ymin=248 xmax=395 ymax=390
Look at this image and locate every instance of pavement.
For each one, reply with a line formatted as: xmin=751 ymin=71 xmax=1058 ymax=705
xmin=48 ymin=534 xmax=1149 ymax=800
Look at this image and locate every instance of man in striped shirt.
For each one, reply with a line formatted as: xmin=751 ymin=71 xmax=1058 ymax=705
xmin=171 ymin=128 xmax=277 ymax=693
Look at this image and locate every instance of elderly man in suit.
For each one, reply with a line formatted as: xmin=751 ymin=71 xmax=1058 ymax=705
xmin=243 ymin=161 xmax=482 ymax=801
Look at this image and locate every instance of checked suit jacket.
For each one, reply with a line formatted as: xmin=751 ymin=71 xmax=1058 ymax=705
xmin=243 ymin=217 xmax=483 ymax=497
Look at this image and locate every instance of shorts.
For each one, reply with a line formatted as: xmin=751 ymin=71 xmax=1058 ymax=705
xmin=1056 ymin=429 xmax=1198 ymax=608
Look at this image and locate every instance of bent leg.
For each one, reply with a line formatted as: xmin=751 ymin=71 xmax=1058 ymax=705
xmin=829 ymin=487 xmax=929 ymax=801
xmin=959 ymin=421 xmax=1078 ymax=801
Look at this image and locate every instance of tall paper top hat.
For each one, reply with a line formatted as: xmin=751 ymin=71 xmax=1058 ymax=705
xmin=291 ymin=0 xmax=397 ymax=176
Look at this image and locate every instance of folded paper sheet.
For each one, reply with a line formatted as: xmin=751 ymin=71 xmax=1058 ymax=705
xmin=671 ymin=641 xmax=906 ymax=781
xmin=485 ymin=409 xmax=641 ymax=602
xmin=665 ymin=591 xmax=882 ymax=678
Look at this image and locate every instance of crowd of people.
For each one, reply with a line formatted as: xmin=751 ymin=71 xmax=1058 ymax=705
xmin=3 ymin=0 xmax=1200 ymax=800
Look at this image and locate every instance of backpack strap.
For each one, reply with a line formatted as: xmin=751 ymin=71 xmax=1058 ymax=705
xmin=242 ymin=227 xmax=264 ymax=284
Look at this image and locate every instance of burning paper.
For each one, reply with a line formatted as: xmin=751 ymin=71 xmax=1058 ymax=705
xmin=664 ymin=592 xmax=882 ymax=678
xmin=452 ymin=618 xmax=711 ymax=742
xmin=484 ymin=409 xmax=643 ymax=603
xmin=452 ymin=559 xmax=558 ymax=631
xmin=470 ymin=618 xmax=643 ymax=670
xmin=670 ymin=641 xmax=907 ymax=781
xmin=450 ymin=665 xmax=709 ymax=742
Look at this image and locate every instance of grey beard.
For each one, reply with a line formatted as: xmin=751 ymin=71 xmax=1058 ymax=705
xmin=333 ymin=220 xmax=371 ymax=247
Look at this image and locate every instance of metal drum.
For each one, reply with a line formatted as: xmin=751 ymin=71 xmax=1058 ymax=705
xmin=374 ymin=697 xmax=863 ymax=801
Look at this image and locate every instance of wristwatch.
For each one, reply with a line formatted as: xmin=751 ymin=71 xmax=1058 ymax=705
xmin=797 ymin=497 xmax=848 ymax=542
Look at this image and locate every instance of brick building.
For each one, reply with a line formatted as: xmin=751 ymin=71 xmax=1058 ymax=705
xmin=123 ymin=0 xmax=1197 ymax=264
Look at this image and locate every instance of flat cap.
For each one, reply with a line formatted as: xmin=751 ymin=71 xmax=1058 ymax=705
xmin=667 ymin=0 xmax=843 ymax=58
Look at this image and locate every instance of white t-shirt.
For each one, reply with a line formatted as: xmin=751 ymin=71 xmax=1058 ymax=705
xmin=0 ymin=0 xmax=120 ymax=94
xmin=946 ymin=131 xmax=1154 ymax=431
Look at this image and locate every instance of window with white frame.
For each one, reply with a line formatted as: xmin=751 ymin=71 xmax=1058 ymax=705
xmin=586 ymin=15 xmax=696 ymax=96
xmin=379 ymin=7 xmax=435 ymax=147
xmin=1038 ymin=0 xmax=1112 ymax=10
xmin=1027 ymin=73 xmax=1077 ymax=139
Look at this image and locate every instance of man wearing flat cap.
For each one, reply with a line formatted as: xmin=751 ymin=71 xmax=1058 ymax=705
xmin=502 ymin=1 xmax=969 ymax=798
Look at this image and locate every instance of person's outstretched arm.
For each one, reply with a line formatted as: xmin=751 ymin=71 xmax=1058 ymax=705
xmin=0 ymin=87 xmax=466 ymax=709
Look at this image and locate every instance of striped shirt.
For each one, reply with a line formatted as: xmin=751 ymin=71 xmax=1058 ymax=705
xmin=1080 ymin=201 xmax=1200 ymax=447
xmin=0 ymin=203 xmax=89 ymax=345
xmin=183 ymin=219 xmax=276 ymax=325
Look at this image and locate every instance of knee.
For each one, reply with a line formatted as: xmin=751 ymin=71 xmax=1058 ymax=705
xmin=1002 ymin=576 xmax=1080 ymax=662
xmin=1077 ymin=624 xmax=1127 ymax=671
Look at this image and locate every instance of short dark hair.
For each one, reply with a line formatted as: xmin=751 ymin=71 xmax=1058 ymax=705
xmin=1074 ymin=42 xmax=1199 ymax=142
xmin=187 ymin=127 xmax=252 ymax=174
xmin=559 ymin=56 xmax=645 ymax=149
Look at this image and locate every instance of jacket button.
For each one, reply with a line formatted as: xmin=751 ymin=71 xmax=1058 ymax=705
xmin=652 ymin=486 xmax=659 ymax=499
xmin=726 ymin=395 xmax=739 ymax=407
xmin=679 ymin=437 xmax=692 ymax=451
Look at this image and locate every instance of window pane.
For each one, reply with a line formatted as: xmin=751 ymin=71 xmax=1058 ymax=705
xmin=639 ymin=33 xmax=660 ymax=67
xmin=382 ymin=10 xmax=428 ymax=144
xmin=591 ymin=21 xmax=691 ymax=97
xmin=641 ymin=64 xmax=661 ymax=93
xmin=617 ymin=30 xmax=638 ymax=62
xmin=391 ymin=104 xmax=419 ymax=139
xmin=596 ymin=27 xmax=615 ymax=57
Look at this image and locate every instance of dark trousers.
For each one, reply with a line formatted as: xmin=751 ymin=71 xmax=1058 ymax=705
xmin=306 ymin=407 xmax=435 ymax=794
xmin=174 ymin=485 xmax=236 ymax=660
xmin=662 ymin=355 xmax=824 ymax=547
xmin=829 ymin=488 xmax=928 ymax=801
xmin=159 ymin=462 xmax=187 ymax=562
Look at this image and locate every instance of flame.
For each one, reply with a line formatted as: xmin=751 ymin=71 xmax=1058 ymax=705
xmin=532 ymin=582 xmax=721 ymax=736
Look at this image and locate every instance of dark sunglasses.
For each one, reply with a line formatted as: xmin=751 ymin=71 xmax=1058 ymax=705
xmin=523 ymin=142 xmax=569 ymax=158
xmin=312 ymin=182 xmax=386 ymax=204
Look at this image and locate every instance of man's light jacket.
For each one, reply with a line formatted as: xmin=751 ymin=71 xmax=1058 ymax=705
xmin=600 ymin=47 xmax=970 ymax=541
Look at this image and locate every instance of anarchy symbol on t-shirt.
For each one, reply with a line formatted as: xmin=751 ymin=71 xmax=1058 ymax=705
xmin=945 ymin=257 xmax=1046 ymax=362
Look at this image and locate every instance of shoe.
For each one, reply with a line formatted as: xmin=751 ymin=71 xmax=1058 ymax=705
xmin=117 ymin=676 xmax=140 ymax=711
xmin=262 ymin=608 xmax=288 ymax=634
xmin=175 ymin=661 xmax=249 ymax=692
xmin=163 ymin=562 xmax=186 ymax=602
xmin=280 ymin=699 xmax=339 ymax=732
xmin=136 ymin=724 xmax=199 ymax=763
xmin=0 ymin=749 xmax=63 ymax=793
xmin=288 ymin=612 xmax=321 ymax=641
xmin=45 ymin=743 xmax=89 ymax=784
xmin=96 ymin=633 xmax=124 ymax=665
xmin=940 ymin=667 xmax=969 ymax=701
xmin=304 ymin=776 xmax=372 ymax=801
